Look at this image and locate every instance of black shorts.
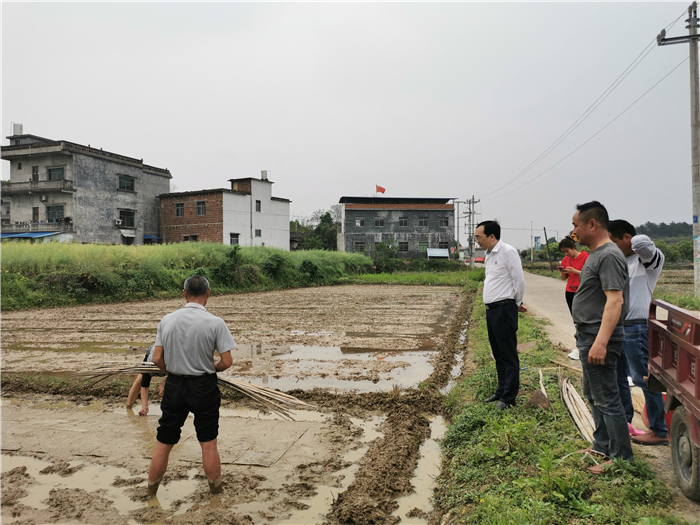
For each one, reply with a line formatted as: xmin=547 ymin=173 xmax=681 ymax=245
xmin=156 ymin=374 xmax=220 ymax=445
xmin=141 ymin=352 xmax=153 ymax=388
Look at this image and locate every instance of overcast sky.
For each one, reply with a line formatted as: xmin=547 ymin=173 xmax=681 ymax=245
xmin=2 ymin=1 xmax=696 ymax=249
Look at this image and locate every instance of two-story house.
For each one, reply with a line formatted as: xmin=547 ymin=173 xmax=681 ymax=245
xmin=158 ymin=171 xmax=291 ymax=249
xmin=338 ymin=196 xmax=455 ymax=258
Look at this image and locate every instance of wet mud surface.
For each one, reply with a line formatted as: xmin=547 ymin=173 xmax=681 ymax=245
xmin=1 ymin=285 xmax=473 ymax=524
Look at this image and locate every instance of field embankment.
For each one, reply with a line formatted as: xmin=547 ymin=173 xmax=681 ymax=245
xmin=0 ymin=242 xmax=373 ymax=311
xmin=435 ymin=293 xmax=690 ymax=525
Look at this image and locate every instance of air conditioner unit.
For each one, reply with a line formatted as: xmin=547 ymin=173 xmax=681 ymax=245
xmin=40 ymin=195 xmax=48 ymax=202
xmin=114 ymin=218 xmax=122 ymax=226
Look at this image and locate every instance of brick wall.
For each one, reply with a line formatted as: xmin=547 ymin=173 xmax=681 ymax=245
xmin=160 ymin=192 xmax=224 ymax=243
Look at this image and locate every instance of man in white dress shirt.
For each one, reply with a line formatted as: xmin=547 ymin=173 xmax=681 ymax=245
xmin=474 ymin=220 xmax=527 ymax=410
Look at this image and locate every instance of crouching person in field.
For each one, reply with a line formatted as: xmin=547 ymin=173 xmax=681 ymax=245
xmin=147 ymin=275 xmax=235 ymax=497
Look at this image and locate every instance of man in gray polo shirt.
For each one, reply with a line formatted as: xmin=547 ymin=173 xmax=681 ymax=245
xmin=147 ymin=275 xmax=235 ymax=497
xmin=571 ymin=201 xmax=633 ymax=474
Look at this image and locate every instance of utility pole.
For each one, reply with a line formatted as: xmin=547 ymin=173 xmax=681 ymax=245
xmin=464 ymin=195 xmax=480 ymax=270
xmin=658 ymin=2 xmax=700 ymax=296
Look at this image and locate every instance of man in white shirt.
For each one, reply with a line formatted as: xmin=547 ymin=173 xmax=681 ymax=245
xmin=474 ymin=220 xmax=527 ymax=410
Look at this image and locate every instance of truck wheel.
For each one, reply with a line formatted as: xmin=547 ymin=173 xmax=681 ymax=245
xmin=670 ymin=406 xmax=700 ymax=501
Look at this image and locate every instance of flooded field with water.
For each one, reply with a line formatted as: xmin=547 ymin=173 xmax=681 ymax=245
xmin=1 ymin=285 xmax=472 ymax=524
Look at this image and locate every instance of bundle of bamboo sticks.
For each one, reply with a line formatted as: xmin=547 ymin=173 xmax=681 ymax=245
xmin=558 ymin=374 xmax=595 ymax=443
xmin=74 ymin=362 xmax=315 ymax=420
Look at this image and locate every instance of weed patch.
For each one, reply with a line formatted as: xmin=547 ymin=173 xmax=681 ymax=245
xmin=436 ymin=292 xmax=685 ymax=525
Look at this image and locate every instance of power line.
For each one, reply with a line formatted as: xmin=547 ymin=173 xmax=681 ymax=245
xmin=486 ymin=55 xmax=690 ymax=200
xmin=481 ymin=8 xmax=689 ymax=199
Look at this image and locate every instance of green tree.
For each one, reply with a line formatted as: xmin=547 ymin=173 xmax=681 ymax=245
xmin=299 ymin=212 xmax=338 ymax=251
xmin=677 ymin=239 xmax=693 ymax=261
xmin=656 ymin=240 xmax=680 ymax=263
xmin=373 ymin=240 xmax=400 ymax=273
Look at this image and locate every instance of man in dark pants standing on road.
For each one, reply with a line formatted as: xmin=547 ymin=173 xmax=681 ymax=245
xmin=571 ymin=202 xmax=634 ymax=474
xmin=475 ymin=220 xmax=527 ymax=410
xmin=147 ymin=275 xmax=235 ymax=497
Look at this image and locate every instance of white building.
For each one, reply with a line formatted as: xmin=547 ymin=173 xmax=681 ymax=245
xmin=159 ymin=171 xmax=291 ymax=249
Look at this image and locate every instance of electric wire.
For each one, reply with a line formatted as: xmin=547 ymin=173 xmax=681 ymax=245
xmin=481 ymin=8 xmax=689 ymax=198
xmin=486 ymin=55 xmax=690 ymax=200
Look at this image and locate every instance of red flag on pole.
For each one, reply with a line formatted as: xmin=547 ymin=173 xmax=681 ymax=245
xmin=376 ymin=185 xmax=386 ymax=194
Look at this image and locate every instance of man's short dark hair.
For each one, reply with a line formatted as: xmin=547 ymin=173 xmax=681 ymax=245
xmin=184 ymin=275 xmax=210 ymax=297
xmin=576 ymin=201 xmax=609 ymax=229
xmin=607 ymin=219 xmax=636 ymax=240
xmin=477 ymin=220 xmax=501 ymax=240
xmin=559 ymin=237 xmax=576 ymax=251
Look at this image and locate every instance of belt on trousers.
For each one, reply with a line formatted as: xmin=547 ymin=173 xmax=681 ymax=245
xmin=485 ymin=299 xmax=516 ymax=310
xmin=168 ymin=372 xmax=216 ymax=378
xmin=624 ymin=318 xmax=648 ymax=327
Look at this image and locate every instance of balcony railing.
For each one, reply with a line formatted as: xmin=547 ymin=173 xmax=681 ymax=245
xmin=1 ymin=221 xmax=75 ymax=233
xmin=1 ymin=179 xmax=75 ymax=194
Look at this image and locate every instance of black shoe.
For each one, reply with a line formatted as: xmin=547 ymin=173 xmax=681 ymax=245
xmin=484 ymin=394 xmax=499 ymax=403
xmin=494 ymin=401 xmax=513 ymax=410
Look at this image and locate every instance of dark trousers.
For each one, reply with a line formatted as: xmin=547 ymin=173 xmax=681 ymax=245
xmin=565 ymin=291 xmax=575 ymax=315
xmin=485 ymin=303 xmax=520 ymax=405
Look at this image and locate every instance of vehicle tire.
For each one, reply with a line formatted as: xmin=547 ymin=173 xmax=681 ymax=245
xmin=670 ymin=406 xmax=700 ymax=501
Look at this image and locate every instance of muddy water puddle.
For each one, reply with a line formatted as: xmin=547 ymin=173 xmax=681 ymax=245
xmin=392 ymin=416 xmax=446 ymax=523
xmin=226 ymin=344 xmax=439 ymax=392
xmin=0 ymin=454 xmax=198 ymax=519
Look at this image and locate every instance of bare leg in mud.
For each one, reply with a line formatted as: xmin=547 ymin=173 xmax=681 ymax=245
xmin=147 ymin=442 xmax=173 ymax=496
xmin=201 ymin=439 xmax=223 ymax=494
xmin=126 ymin=374 xmax=143 ymax=409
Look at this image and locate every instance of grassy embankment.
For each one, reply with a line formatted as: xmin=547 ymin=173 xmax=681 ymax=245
xmin=351 ymin=267 xmax=485 ymax=290
xmin=0 ymin=242 xmax=373 ymax=311
xmin=436 ymin=291 xmax=687 ymax=525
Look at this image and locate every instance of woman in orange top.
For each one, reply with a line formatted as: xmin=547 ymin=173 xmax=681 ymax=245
xmin=558 ymin=237 xmax=589 ymax=315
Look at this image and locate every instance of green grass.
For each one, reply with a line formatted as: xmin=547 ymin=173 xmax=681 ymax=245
xmin=436 ymin=291 xmax=687 ymax=525
xmin=0 ymin=242 xmax=373 ymax=311
xmin=351 ymin=268 xmax=485 ymax=290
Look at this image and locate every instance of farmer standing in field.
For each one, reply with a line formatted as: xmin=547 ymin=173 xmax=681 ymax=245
xmin=608 ymin=219 xmax=668 ymax=444
xmin=474 ymin=220 xmax=526 ymax=410
xmin=147 ymin=275 xmax=235 ymax=497
xmin=570 ymin=201 xmax=634 ymax=473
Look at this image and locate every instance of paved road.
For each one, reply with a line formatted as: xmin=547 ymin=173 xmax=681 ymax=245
xmin=522 ymin=272 xmax=576 ymax=351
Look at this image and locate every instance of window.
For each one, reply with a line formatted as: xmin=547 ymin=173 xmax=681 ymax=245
xmin=374 ymin=242 xmax=380 ymax=250
xmin=438 ymin=217 xmax=449 ymax=227
xmin=255 ymin=200 xmax=261 ymax=212
xmin=418 ymin=218 xmax=428 ymax=227
xmin=32 ymin=166 xmax=39 ymax=181
xmin=355 ymin=217 xmax=365 ymax=227
xmin=175 ymin=203 xmax=184 ymax=217
xmin=118 ymin=175 xmax=135 ymax=192
xmin=17 ymin=162 xmax=22 ymax=170
xmin=354 ymin=241 xmax=365 ymax=252
xmin=183 ymin=236 xmax=189 ymax=242
xmin=190 ymin=235 xmax=198 ymax=242
xmin=230 ymin=233 xmax=240 ymax=245
xmin=47 ymin=205 xmax=64 ymax=221
xmin=119 ymin=209 xmax=135 ymax=228
xmin=13 ymin=139 xmax=20 ymax=145
xmin=255 ymin=229 xmax=262 ymax=237
xmin=419 ymin=241 xmax=429 ymax=252
xmin=399 ymin=217 xmax=408 ymax=227
xmin=399 ymin=241 xmax=409 ymax=252
xmin=374 ymin=217 xmax=384 ymax=227
xmin=48 ymin=167 xmax=64 ymax=181
xmin=439 ymin=241 xmax=450 ymax=249
xmin=196 ymin=201 xmax=206 ymax=216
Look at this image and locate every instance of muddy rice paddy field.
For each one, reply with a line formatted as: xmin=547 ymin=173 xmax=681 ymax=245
xmin=1 ymin=285 xmax=472 ymax=525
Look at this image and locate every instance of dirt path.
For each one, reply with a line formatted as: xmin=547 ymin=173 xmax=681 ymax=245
xmin=523 ymin=272 xmax=700 ymax=523
xmin=1 ymin=285 xmax=471 ymax=525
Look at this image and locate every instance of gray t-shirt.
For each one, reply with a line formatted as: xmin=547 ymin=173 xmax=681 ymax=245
xmin=572 ymin=242 xmax=629 ymax=331
xmin=155 ymin=303 xmax=236 ymax=376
